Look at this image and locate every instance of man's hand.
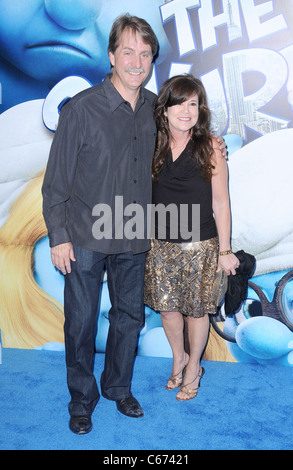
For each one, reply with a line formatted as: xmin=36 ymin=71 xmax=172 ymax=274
xmin=51 ymin=242 xmax=76 ymax=275
xmin=216 ymin=135 xmax=228 ymax=159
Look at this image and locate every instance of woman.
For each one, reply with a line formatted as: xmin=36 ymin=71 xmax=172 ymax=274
xmin=144 ymin=74 xmax=239 ymax=401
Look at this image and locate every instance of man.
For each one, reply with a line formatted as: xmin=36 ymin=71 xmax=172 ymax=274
xmin=42 ymin=14 xmax=227 ymax=435
xmin=42 ymin=14 xmax=158 ymax=435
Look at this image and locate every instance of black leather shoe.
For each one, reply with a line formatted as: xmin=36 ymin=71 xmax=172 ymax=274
xmin=69 ymin=415 xmax=93 ymax=434
xmin=116 ymin=396 xmax=144 ymax=418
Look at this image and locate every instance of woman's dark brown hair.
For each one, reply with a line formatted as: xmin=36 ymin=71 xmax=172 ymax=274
xmin=152 ymin=74 xmax=214 ymax=182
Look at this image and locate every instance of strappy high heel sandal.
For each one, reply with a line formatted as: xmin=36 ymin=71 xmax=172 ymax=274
xmin=176 ymin=367 xmax=205 ymax=401
xmin=166 ymin=364 xmax=187 ymax=390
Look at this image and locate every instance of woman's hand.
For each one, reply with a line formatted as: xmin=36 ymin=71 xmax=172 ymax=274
xmin=217 ymin=252 xmax=239 ymax=276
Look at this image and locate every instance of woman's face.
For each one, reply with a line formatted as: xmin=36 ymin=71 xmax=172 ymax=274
xmin=165 ymin=94 xmax=199 ymax=136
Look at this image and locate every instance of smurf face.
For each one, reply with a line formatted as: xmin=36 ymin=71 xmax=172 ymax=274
xmin=0 ymin=0 xmax=108 ymax=85
xmin=0 ymin=0 xmax=170 ymax=88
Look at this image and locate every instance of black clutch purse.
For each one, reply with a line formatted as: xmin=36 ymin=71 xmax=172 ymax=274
xmin=212 ymin=269 xmax=228 ymax=307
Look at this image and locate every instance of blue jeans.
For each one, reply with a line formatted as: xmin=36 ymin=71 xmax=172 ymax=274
xmin=64 ymin=245 xmax=146 ymax=416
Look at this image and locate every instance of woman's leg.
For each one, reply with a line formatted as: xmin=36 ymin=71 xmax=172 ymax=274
xmin=177 ymin=314 xmax=209 ymax=399
xmin=160 ymin=311 xmax=189 ymax=388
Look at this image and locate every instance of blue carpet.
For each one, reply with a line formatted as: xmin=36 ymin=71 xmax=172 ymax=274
xmin=0 ymin=348 xmax=293 ymax=451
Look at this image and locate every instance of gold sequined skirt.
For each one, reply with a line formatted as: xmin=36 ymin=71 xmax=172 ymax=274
xmin=144 ymin=237 xmax=218 ymax=317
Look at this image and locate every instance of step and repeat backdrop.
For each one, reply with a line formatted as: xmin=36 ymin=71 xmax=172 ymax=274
xmin=1 ymin=0 xmax=293 ymax=366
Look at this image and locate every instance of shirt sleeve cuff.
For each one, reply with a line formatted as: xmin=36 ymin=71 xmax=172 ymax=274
xmin=48 ymin=228 xmax=71 ymax=248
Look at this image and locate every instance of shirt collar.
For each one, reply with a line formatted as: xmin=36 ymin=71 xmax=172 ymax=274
xmin=102 ymin=73 xmax=146 ymax=112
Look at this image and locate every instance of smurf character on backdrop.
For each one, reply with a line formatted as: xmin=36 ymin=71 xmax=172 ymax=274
xmin=0 ymin=0 xmax=171 ymax=113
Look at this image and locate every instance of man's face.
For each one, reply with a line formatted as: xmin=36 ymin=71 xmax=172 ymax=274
xmin=109 ymin=28 xmax=153 ymax=96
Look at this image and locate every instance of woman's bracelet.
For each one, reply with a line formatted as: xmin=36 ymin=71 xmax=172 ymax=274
xmin=219 ymin=249 xmax=232 ymax=256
